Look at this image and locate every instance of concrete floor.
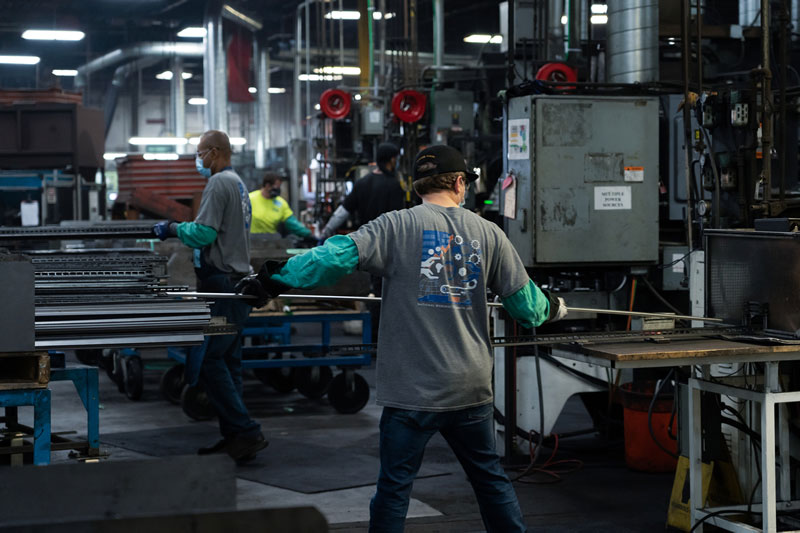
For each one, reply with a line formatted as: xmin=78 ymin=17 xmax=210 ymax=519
xmin=6 ymin=324 xmax=677 ymax=532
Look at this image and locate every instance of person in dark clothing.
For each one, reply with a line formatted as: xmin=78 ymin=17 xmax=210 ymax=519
xmin=320 ymin=142 xmax=405 ymax=236
xmin=320 ymin=142 xmax=407 ymax=341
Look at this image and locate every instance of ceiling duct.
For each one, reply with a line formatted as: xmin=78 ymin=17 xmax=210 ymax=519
xmin=74 ymin=42 xmax=204 ymax=87
xmin=607 ymin=0 xmax=658 ymax=83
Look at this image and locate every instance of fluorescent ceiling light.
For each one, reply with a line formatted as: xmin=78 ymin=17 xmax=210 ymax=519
xmin=0 ymin=55 xmax=40 ymax=65
xmin=298 ymin=73 xmax=343 ymax=81
xmin=52 ymin=69 xmax=78 ymax=76
xmin=188 ymin=97 xmax=208 ymax=105
xmin=590 ymin=14 xmax=608 ymax=24
xmin=103 ymin=152 xmax=127 ymax=161
xmin=463 ymin=34 xmax=502 ymax=44
xmin=22 ymin=29 xmax=85 ymax=41
xmin=177 ymin=27 xmax=207 ymax=38
xmin=129 ymin=137 xmax=188 ymax=146
xmin=323 ymin=10 xmax=395 ymax=20
xmin=143 ymin=153 xmax=180 ymax=161
xmin=591 ymin=3 xmax=608 ymax=14
xmin=248 ymin=87 xmax=257 ymax=93
xmin=188 ymin=137 xmax=246 ymax=146
xmin=156 ymin=71 xmax=193 ymax=80
xmin=313 ymin=66 xmax=361 ymax=76
xmin=268 ymin=87 xmax=286 ymax=94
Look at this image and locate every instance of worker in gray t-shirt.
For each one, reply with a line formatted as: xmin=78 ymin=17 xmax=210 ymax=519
xmin=152 ymin=130 xmax=267 ymax=464
xmin=240 ymin=144 xmax=567 ymax=532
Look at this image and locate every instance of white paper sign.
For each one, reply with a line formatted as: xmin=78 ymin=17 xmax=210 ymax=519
xmin=672 ymin=253 xmax=685 ymax=273
xmin=624 ymin=166 xmax=644 ymax=182
xmin=502 ymin=174 xmax=516 ymax=219
xmin=21 ymin=200 xmax=39 ymax=226
xmin=508 ymin=119 xmax=530 ymax=160
xmin=594 ymin=186 xmax=631 ymax=210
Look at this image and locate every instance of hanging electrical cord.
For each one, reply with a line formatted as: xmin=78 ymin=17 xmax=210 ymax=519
xmin=636 ymin=276 xmax=691 ymax=326
xmin=647 ymin=368 xmax=680 ymax=460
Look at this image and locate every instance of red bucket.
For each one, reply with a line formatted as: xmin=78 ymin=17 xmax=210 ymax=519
xmin=620 ymin=381 xmax=678 ymax=472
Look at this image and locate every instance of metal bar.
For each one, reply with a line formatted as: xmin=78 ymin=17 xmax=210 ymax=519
xmin=0 ymin=224 xmax=156 ymax=240
xmin=168 ymin=292 xmax=723 ymax=323
xmin=689 ymin=375 xmax=704 ymax=531
xmin=763 ymin=370 xmax=777 ymax=532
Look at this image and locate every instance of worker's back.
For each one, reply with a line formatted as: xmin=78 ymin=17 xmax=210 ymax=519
xmin=343 ymin=171 xmax=406 ymax=226
xmin=347 ymin=203 xmax=529 ymax=410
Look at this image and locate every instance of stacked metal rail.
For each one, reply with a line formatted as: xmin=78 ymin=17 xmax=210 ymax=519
xmin=0 ymin=224 xmax=212 ymax=350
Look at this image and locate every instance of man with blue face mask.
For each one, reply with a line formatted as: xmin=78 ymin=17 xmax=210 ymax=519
xmin=153 ymin=130 xmax=267 ymax=463
xmin=238 ymin=145 xmax=567 ymax=531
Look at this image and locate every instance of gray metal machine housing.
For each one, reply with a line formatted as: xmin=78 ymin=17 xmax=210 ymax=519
xmin=504 ymin=95 xmax=659 ymax=266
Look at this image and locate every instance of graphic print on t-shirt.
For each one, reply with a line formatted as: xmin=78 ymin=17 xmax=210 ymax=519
xmin=418 ymin=230 xmax=482 ymax=308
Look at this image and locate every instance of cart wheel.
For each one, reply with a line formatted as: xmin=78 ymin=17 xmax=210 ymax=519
xmin=159 ymin=364 xmax=185 ymax=405
xmin=254 ymin=367 xmax=296 ymax=394
xmin=102 ymin=349 xmax=122 ymax=388
xmin=75 ymin=349 xmax=102 ymax=366
xmin=122 ymin=355 xmax=144 ymax=401
xmin=180 ymin=384 xmax=215 ymax=421
xmin=294 ymin=366 xmax=333 ymax=399
xmin=328 ymin=372 xmax=369 ymax=414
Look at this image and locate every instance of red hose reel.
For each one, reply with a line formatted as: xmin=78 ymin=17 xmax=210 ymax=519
xmin=391 ymin=90 xmax=427 ymax=123
xmin=319 ymin=89 xmax=352 ymax=120
xmin=535 ymin=62 xmax=578 ymax=86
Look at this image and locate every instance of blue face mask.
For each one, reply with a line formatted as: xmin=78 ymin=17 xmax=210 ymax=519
xmin=195 ymin=156 xmax=212 ymax=178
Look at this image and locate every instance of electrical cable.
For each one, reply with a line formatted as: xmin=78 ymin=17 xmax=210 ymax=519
xmin=637 ymin=276 xmax=690 ymax=325
xmin=647 ymin=368 xmax=680 ymax=460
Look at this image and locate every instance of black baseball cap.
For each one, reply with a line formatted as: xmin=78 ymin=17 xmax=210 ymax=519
xmin=413 ymin=145 xmax=479 ymax=183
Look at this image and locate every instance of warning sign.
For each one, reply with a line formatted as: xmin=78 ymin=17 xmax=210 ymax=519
xmin=594 ymin=186 xmax=631 ymax=210
xmin=624 ymin=166 xmax=644 ymax=182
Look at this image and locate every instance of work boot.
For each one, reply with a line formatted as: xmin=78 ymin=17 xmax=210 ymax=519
xmin=197 ymin=438 xmax=228 ymax=455
xmin=227 ymin=432 xmax=268 ymax=462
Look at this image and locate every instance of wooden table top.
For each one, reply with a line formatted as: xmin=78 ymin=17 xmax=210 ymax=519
xmin=556 ymin=337 xmax=800 ymax=366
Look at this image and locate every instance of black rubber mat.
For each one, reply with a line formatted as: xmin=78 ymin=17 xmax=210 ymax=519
xmin=103 ymin=425 xmax=451 ymax=494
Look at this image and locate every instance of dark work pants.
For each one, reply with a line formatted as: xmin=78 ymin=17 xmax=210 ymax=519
xmin=196 ymin=273 xmax=261 ymax=439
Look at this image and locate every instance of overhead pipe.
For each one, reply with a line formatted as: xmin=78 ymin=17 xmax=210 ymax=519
xmin=567 ymin=0 xmax=582 ymax=60
xmin=171 ymin=57 xmax=186 ymax=153
xmin=74 ymin=42 xmax=204 ymax=87
xmin=221 ymin=3 xmax=263 ymax=31
xmin=204 ymin=0 xmax=228 ymax=133
xmin=254 ymin=38 xmax=270 ymax=169
xmin=103 ymin=57 xmax=160 ymax=137
xmin=547 ymin=0 xmax=565 ymax=60
xmin=761 ymin=0 xmax=773 ymax=204
xmin=434 ymin=0 xmax=444 ymax=68
xmin=681 ymin=0 xmax=693 ymax=250
xmin=607 ymin=0 xmax=658 ymax=83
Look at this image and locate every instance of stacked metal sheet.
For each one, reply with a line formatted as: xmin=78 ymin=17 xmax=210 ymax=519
xmin=0 ymin=223 xmax=212 ymax=351
xmin=26 ymin=248 xmax=209 ymax=350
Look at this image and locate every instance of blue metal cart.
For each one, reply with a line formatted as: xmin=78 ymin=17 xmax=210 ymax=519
xmin=166 ymin=310 xmax=374 ymax=418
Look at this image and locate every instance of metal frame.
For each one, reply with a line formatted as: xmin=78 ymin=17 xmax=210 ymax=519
xmin=689 ymin=361 xmax=800 ymax=533
xmin=0 ymin=388 xmax=51 ymax=465
xmin=169 ymin=311 xmax=374 ymax=372
xmin=50 ymin=366 xmax=100 ymax=456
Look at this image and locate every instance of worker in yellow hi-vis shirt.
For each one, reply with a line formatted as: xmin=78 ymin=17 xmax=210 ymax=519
xmin=249 ymin=173 xmax=315 ymax=244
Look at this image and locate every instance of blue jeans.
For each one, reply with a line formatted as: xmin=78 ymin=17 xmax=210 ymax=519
xmin=197 ymin=272 xmax=261 ymax=439
xmin=369 ymin=403 xmax=526 ymax=533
